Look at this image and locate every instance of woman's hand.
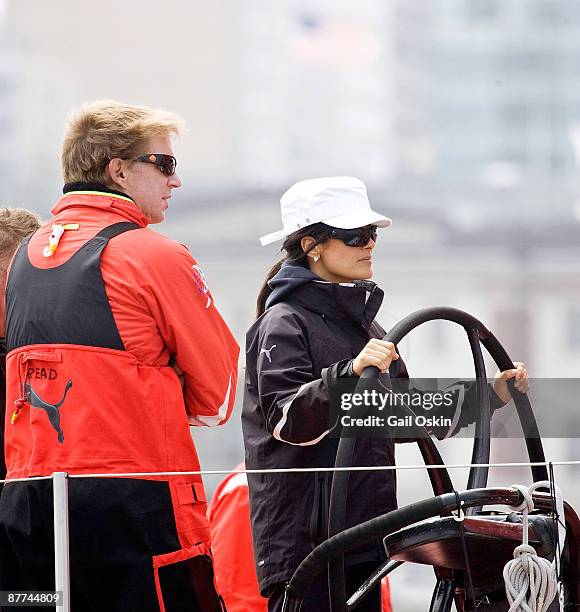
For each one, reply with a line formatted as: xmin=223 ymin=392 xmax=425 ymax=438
xmin=493 ymin=362 xmax=528 ymax=404
xmin=352 ymin=339 xmax=399 ymax=376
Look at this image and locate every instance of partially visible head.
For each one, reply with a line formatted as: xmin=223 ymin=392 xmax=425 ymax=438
xmin=0 ymin=207 xmax=41 ymax=272
xmin=62 ymin=100 xmax=184 ymax=223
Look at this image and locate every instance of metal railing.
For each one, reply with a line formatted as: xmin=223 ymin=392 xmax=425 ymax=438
xmin=1 ymin=460 xmax=579 ymax=611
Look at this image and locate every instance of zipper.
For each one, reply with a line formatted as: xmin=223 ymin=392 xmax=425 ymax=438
xmin=308 ymin=471 xmax=330 ymax=546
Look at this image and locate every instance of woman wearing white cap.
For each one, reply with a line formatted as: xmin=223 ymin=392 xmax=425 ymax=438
xmin=242 ymin=177 xmax=527 ymax=612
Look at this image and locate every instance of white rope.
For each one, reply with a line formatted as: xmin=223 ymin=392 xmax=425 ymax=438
xmin=503 ymin=481 xmax=566 ymax=612
xmin=2 ymin=459 xmax=580 ymax=483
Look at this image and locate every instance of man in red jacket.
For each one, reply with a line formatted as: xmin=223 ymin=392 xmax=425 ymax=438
xmin=0 ymin=101 xmax=239 ymax=610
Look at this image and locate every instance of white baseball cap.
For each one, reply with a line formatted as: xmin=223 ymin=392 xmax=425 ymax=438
xmin=259 ymin=176 xmax=392 ymax=246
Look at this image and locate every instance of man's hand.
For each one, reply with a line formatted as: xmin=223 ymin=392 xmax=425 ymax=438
xmin=493 ymin=362 xmax=528 ymax=405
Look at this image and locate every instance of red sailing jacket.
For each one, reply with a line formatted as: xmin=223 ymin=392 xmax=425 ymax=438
xmin=208 ymin=464 xmax=392 ymax=611
xmin=208 ymin=464 xmax=268 ymax=612
xmin=4 ymin=189 xmax=239 ymax=550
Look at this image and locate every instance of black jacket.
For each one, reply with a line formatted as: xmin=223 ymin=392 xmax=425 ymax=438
xmin=242 ymin=261 xmax=498 ymax=594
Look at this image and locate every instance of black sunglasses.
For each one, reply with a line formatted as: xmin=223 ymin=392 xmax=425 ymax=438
xmin=133 ymin=153 xmax=177 ymax=176
xmin=328 ymin=225 xmax=378 ymax=247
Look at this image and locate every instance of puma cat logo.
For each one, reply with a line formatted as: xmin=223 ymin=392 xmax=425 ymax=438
xmin=260 ymin=345 xmax=277 ymax=363
xmin=27 ymin=380 xmax=73 ymax=444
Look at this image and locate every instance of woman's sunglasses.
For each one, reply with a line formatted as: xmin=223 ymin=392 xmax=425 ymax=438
xmin=133 ymin=153 xmax=177 ymax=176
xmin=329 ymin=224 xmax=378 ymax=247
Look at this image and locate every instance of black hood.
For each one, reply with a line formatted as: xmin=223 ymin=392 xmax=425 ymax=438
xmin=265 ymin=260 xmax=384 ymax=329
xmin=265 ymin=260 xmax=320 ymax=309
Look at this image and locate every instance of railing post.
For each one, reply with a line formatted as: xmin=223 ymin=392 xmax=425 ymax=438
xmin=52 ymin=472 xmax=70 ymax=612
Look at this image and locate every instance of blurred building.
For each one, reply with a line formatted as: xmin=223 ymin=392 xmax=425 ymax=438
xmin=237 ymin=0 xmax=395 ymax=187
xmin=0 ymin=30 xmax=20 ymax=205
xmin=394 ymin=0 xmax=580 ymax=195
xmin=2 ymin=0 xmax=240 ymax=203
xmin=2 ymin=0 xmax=398 ymax=202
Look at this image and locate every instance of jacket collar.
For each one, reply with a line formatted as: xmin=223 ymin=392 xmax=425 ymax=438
xmin=63 ymin=182 xmax=130 ymax=200
xmin=53 ymin=183 xmax=148 ymax=227
xmin=288 ymin=279 xmax=384 ymax=330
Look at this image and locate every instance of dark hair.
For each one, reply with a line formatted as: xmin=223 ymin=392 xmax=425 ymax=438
xmin=256 ymin=222 xmax=330 ymax=318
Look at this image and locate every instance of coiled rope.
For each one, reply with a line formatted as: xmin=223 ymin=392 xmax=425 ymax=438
xmin=504 ymin=481 xmax=566 ymax=612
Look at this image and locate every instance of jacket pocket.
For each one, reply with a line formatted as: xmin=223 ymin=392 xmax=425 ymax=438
xmin=308 ymin=471 xmax=330 ymax=547
xmin=152 ymin=545 xmax=225 ymax=612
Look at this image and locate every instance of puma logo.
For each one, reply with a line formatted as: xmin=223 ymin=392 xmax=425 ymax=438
xmin=27 ymin=380 xmax=73 ymax=444
xmin=260 ymin=345 xmax=277 ymax=363
xmin=192 ymin=264 xmax=212 ymax=309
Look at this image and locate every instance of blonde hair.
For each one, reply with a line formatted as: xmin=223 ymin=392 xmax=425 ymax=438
xmin=0 ymin=207 xmax=41 ymax=269
xmin=61 ymin=100 xmax=184 ymax=184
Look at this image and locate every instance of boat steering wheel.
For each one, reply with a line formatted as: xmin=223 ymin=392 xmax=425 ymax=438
xmin=283 ymin=307 xmax=548 ymax=612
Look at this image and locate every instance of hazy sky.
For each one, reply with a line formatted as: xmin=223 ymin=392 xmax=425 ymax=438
xmin=0 ymin=0 xmax=5 ymax=24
